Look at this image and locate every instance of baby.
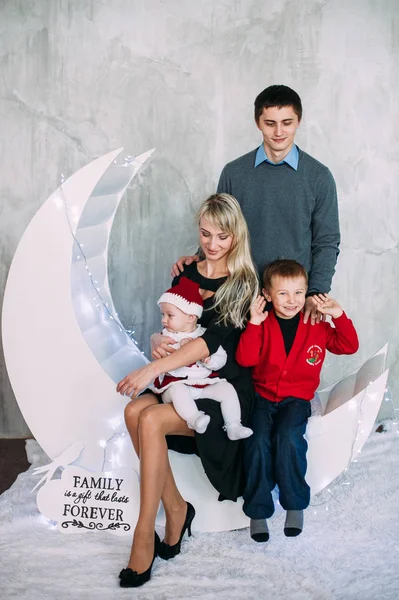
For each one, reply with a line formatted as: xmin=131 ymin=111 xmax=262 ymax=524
xmin=150 ymin=276 xmax=252 ymax=441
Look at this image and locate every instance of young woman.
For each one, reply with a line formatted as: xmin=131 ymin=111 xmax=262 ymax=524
xmin=116 ymin=193 xmax=258 ymax=588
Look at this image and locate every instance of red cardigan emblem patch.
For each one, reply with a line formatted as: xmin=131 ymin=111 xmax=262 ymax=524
xmin=306 ymin=345 xmax=322 ymax=366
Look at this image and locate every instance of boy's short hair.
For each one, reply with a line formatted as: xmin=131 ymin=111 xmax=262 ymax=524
xmin=254 ymin=85 xmax=303 ymax=123
xmin=262 ymin=259 xmax=308 ymax=291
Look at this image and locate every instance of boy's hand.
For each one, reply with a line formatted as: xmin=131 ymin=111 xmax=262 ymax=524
xmin=249 ymin=295 xmax=268 ymax=325
xmin=311 ymin=294 xmax=343 ymax=319
xmin=171 ymin=254 xmax=200 ymax=277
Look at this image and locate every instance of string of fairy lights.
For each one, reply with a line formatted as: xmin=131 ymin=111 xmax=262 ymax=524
xmin=59 ymin=172 xmax=143 ymax=353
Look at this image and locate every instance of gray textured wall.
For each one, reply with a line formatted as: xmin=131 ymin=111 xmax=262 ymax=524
xmin=1 ymin=0 xmax=398 ymax=436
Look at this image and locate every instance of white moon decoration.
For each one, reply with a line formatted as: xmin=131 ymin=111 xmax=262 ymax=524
xmin=1 ymin=149 xmax=388 ymax=533
xmin=306 ymin=344 xmax=388 ymax=495
xmin=1 ymin=149 xmax=151 ymax=474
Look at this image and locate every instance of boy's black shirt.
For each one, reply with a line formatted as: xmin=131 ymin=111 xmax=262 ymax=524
xmin=275 ymin=312 xmax=300 ymax=356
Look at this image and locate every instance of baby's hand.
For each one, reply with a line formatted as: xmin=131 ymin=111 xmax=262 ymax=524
xmin=202 ymin=356 xmax=211 ymax=365
xmin=250 ymin=295 xmax=268 ymax=325
xmin=311 ymin=294 xmax=343 ymax=319
xmin=180 ymin=337 xmax=193 ymax=347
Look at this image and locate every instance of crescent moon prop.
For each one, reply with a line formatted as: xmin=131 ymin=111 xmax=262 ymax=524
xmin=2 ymin=150 xmax=387 ymax=533
xmin=1 ymin=149 xmax=151 ymax=473
xmin=306 ymin=344 xmax=388 ymax=495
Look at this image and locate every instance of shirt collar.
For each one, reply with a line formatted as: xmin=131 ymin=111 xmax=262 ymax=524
xmin=254 ymin=144 xmax=299 ymax=171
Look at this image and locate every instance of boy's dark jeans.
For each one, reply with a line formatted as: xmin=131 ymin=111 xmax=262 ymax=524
xmin=243 ymin=394 xmax=311 ymax=519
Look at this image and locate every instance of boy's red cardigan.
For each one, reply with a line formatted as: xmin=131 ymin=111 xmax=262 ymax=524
xmin=235 ymin=310 xmax=359 ymax=402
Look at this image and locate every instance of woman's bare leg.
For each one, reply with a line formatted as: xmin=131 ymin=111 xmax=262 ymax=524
xmin=124 ymin=399 xmax=193 ymax=572
xmin=124 ymin=394 xmax=159 ymax=457
xmin=125 ymin=396 xmax=189 ymax=541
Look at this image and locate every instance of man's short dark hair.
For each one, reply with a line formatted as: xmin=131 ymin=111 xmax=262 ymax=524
xmin=262 ymin=259 xmax=308 ymax=291
xmin=254 ymin=85 xmax=303 ymax=122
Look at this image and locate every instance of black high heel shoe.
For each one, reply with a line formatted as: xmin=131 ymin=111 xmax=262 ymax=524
xmin=158 ymin=502 xmax=195 ymax=560
xmin=119 ymin=531 xmax=160 ymax=588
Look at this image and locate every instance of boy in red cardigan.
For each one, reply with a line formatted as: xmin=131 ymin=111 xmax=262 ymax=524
xmin=236 ymin=259 xmax=359 ymax=542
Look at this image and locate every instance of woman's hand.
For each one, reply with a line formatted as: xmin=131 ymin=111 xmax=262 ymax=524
xmin=150 ymin=333 xmax=177 ymax=359
xmin=179 ymin=337 xmax=193 ymax=347
xmin=311 ymin=294 xmax=343 ymax=319
xmin=117 ymin=362 xmax=158 ymax=398
xmin=250 ymin=295 xmax=268 ymax=325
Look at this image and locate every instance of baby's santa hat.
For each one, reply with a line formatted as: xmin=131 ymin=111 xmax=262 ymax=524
xmin=157 ymin=277 xmax=203 ymax=317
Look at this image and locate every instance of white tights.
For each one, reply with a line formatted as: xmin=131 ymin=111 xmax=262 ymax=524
xmin=162 ymin=381 xmax=241 ymax=426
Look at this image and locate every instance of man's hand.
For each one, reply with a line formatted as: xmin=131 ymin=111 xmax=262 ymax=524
xmin=171 ymin=254 xmax=200 ymax=278
xmin=117 ymin=363 xmax=158 ymax=398
xmin=249 ymin=295 xmax=268 ymax=325
xmin=150 ymin=333 xmax=176 ymax=359
xmin=303 ymin=296 xmax=326 ymax=325
xmin=311 ymin=294 xmax=343 ymax=319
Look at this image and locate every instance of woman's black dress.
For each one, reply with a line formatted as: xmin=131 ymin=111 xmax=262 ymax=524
xmin=164 ymin=262 xmax=255 ymax=502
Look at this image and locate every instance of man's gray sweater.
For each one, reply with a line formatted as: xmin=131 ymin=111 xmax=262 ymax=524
xmin=217 ymin=147 xmax=340 ymax=293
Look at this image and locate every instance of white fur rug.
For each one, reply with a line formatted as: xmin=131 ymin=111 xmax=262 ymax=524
xmin=1 ymin=428 xmax=398 ymax=600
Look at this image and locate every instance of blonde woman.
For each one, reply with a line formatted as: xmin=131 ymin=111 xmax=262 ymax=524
xmin=117 ymin=194 xmax=258 ymax=588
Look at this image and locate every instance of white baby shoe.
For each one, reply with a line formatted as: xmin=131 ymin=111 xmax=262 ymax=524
xmin=188 ymin=411 xmax=211 ymax=434
xmin=223 ymin=421 xmax=253 ymax=441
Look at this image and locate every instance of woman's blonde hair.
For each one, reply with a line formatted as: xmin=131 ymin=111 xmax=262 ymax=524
xmin=196 ymin=193 xmax=259 ymax=328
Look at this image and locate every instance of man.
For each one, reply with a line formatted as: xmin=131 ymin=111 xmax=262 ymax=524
xmin=173 ymin=85 xmax=340 ymax=325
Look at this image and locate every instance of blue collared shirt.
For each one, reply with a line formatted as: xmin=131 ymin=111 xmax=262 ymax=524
xmin=254 ymin=144 xmax=299 ymax=171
